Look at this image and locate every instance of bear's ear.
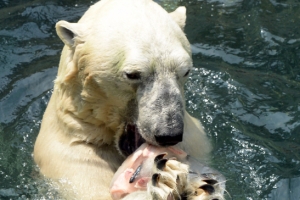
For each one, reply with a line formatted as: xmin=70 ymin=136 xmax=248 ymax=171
xmin=56 ymin=20 xmax=83 ymax=47
xmin=169 ymin=6 xmax=186 ymax=30
xmin=56 ymin=21 xmax=85 ymax=82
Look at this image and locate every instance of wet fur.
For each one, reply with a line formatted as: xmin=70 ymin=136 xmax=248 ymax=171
xmin=34 ymin=0 xmax=212 ymax=199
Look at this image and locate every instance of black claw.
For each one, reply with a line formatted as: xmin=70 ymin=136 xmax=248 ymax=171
xmin=199 ymin=184 xmax=215 ymax=194
xmin=157 ymin=159 xmax=168 ymax=170
xmin=152 ymin=173 xmax=160 ymax=186
xmin=154 ymin=153 xmax=167 ymax=163
xmin=203 ymin=179 xmax=218 ymax=185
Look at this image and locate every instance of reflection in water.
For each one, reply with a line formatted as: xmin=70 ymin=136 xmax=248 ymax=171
xmin=191 ymin=43 xmax=244 ymax=64
xmin=0 ymin=68 xmax=56 ymax=124
xmin=0 ymin=0 xmax=299 ymax=199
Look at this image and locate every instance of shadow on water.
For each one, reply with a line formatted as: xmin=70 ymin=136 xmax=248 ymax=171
xmin=0 ymin=0 xmax=299 ymax=199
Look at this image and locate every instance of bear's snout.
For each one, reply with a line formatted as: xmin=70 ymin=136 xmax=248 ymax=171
xmin=137 ymin=78 xmax=185 ymax=146
xmin=154 ymin=117 xmax=184 ymax=146
xmin=154 ymin=128 xmax=183 ymax=146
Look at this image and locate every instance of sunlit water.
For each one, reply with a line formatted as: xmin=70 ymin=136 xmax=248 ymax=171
xmin=0 ymin=0 xmax=299 ymax=199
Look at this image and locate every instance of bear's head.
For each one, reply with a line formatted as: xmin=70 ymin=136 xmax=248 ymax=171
xmin=54 ymin=0 xmax=193 ymax=156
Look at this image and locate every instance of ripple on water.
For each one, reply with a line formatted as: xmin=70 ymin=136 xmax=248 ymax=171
xmin=185 ymin=66 xmax=300 ymax=199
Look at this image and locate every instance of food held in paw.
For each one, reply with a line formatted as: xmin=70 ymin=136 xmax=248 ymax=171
xmin=110 ymin=143 xmax=226 ymax=200
xmin=109 ymin=143 xmax=187 ymax=200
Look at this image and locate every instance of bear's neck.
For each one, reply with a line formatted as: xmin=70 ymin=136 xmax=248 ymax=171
xmin=52 ymin=83 xmax=125 ymax=146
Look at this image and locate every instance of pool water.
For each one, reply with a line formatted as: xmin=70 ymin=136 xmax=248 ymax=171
xmin=0 ymin=0 xmax=299 ymax=199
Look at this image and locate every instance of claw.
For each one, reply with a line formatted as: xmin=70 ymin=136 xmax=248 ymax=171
xmin=152 ymin=173 xmax=161 ymax=186
xmin=154 ymin=153 xmax=167 ymax=163
xmin=157 ymin=159 xmax=168 ymax=170
xmin=203 ymin=179 xmax=218 ymax=185
xmin=199 ymin=184 xmax=215 ymax=195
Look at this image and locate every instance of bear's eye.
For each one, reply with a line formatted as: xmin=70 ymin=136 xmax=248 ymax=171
xmin=125 ymin=72 xmax=141 ymax=80
xmin=183 ymin=70 xmax=190 ymax=77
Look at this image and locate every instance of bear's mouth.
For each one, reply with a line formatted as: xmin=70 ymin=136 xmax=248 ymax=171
xmin=119 ymin=123 xmax=146 ymax=157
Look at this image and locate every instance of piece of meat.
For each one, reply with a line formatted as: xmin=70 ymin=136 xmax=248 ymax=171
xmin=109 ymin=143 xmax=187 ymax=200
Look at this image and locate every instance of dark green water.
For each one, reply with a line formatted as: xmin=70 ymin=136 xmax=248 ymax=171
xmin=0 ymin=0 xmax=299 ymax=199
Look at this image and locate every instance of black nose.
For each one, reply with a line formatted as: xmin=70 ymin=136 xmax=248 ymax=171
xmin=155 ymin=131 xmax=183 ymax=146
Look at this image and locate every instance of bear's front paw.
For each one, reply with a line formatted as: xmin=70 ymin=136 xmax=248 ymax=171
xmin=148 ymin=153 xmax=189 ymax=199
xmin=147 ymin=153 xmax=225 ymax=200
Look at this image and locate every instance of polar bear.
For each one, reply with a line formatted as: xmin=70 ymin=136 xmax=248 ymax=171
xmin=33 ymin=0 xmax=219 ymax=199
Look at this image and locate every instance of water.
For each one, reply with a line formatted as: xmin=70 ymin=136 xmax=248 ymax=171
xmin=0 ymin=0 xmax=299 ymax=199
